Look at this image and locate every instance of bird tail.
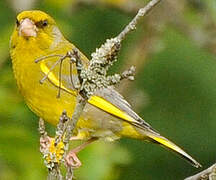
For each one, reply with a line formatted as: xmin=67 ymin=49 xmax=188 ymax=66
xmin=146 ymin=132 xmax=201 ymax=168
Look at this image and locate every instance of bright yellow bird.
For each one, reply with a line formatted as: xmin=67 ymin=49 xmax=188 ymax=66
xmin=10 ymin=10 xmax=201 ymax=168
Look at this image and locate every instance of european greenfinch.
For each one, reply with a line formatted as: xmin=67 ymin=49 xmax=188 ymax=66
xmin=10 ymin=10 xmax=201 ymax=168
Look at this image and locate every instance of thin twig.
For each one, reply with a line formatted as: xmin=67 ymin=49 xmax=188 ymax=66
xmin=39 ymin=58 xmax=63 ymax=84
xmin=55 ymin=111 xmax=70 ymax=146
xmin=38 ymin=118 xmax=47 ymax=137
xmin=57 ymin=57 xmax=64 ymax=98
xmin=47 ymin=166 xmax=63 ymax=180
xmin=39 ymin=118 xmax=63 ymax=179
xmin=64 ymin=95 xmax=87 ymax=145
xmin=35 ymin=54 xmax=63 ymax=63
xmin=117 ymin=0 xmax=161 ymax=42
xmin=184 ymin=164 xmax=216 ymax=180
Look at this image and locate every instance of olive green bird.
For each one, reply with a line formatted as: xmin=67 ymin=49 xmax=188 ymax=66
xmin=10 ymin=10 xmax=201 ymax=168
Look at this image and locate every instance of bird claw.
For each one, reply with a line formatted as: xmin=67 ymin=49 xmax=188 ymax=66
xmin=65 ymin=151 xmax=82 ymax=169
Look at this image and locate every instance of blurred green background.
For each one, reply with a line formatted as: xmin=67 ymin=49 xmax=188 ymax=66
xmin=0 ymin=0 xmax=216 ymax=179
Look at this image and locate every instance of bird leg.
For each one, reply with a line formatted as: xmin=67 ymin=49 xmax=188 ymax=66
xmin=65 ymin=137 xmax=98 ymax=168
xmin=70 ymin=136 xmax=83 ymax=141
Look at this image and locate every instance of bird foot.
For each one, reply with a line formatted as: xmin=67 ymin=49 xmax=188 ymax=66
xmin=65 ymin=150 xmax=82 ymax=168
xmin=65 ymin=138 xmax=98 ymax=168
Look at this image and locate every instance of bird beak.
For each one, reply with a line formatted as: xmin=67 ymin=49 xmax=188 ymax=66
xmin=19 ymin=18 xmax=38 ymax=37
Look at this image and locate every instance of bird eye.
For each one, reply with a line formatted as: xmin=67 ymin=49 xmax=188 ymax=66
xmin=42 ymin=20 xmax=48 ymax=27
xmin=16 ymin=19 xmax=20 ymax=27
xmin=35 ymin=20 xmax=48 ymax=28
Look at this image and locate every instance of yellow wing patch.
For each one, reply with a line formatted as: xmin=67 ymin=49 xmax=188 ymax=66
xmin=40 ymin=63 xmax=136 ymax=123
xmin=40 ymin=62 xmax=76 ymax=95
xmin=147 ymin=134 xmax=201 ymax=168
xmin=149 ymin=135 xmax=183 ymax=153
xmin=88 ymin=95 xmax=135 ymax=123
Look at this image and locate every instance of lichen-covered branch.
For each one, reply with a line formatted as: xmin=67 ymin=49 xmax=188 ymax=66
xmin=37 ymin=50 xmax=87 ymax=180
xmin=64 ymin=95 xmax=87 ymax=144
xmin=185 ymin=164 xmax=216 ymax=180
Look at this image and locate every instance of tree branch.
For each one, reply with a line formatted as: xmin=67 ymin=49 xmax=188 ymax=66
xmin=185 ymin=163 xmax=216 ymax=180
xmin=117 ymin=0 xmax=161 ymax=42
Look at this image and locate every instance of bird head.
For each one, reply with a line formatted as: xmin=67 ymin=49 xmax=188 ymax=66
xmin=11 ymin=10 xmax=65 ymax=51
xmin=16 ymin=10 xmax=56 ymax=38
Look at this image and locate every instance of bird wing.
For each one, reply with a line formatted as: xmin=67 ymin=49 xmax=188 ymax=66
xmin=39 ymin=52 xmax=201 ymax=168
xmin=90 ymin=87 xmax=158 ymax=133
xmin=39 ymin=54 xmax=157 ymax=133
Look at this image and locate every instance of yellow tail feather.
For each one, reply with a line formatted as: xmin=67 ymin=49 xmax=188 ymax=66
xmin=147 ymin=133 xmax=201 ymax=168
